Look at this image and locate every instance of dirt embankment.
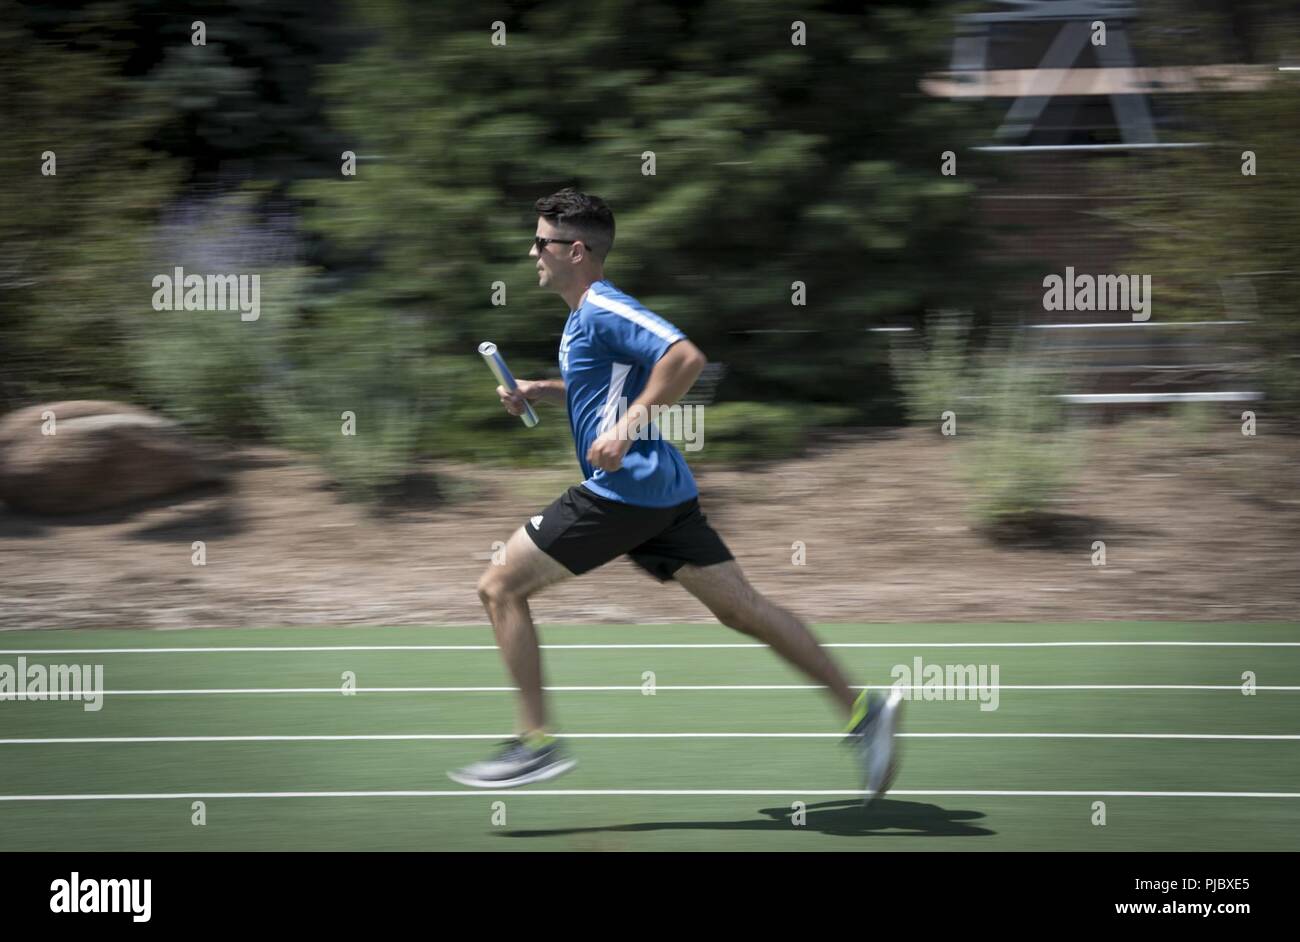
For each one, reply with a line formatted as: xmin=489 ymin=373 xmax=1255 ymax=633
xmin=1 ymin=419 xmax=1297 ymax=629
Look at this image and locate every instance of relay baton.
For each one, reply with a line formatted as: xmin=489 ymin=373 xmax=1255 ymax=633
xmin=478 ymin=341 xmax=539 ymax=428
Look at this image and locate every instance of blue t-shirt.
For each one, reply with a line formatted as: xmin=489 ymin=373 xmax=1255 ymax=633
xmin=559 ymin=280 xmax=699 ymax=508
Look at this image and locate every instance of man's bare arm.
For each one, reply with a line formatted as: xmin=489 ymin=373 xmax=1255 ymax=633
xmin=497 ymin=378 xmax=565 ymax=416
xmin=616 ymin=340 xmax=707 ymax=440
xmin=585 ymin=340 xmax=707 ymax=471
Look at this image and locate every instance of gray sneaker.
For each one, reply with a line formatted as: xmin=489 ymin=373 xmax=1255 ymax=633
xmin=845 ymin=688 xmax=905 ymax=805
xmin=447 ymin=737 xmax=577 ymax=788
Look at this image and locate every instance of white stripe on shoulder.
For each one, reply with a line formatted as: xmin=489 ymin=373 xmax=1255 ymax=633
xmin=586 ymin=289 xmax=683 ymax=343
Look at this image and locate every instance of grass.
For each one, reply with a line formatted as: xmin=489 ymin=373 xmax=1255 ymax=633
xmin=1 ymin=622 xmax=1297 ymax=851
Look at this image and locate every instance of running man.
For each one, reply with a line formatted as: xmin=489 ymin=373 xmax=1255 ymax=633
xmin=449 ymin=188 xmax=903 ymax=803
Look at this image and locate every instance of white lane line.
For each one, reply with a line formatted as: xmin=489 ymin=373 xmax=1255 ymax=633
xmin=0 ymin=789 xmax=1297 ymax=801
xmin=3 ymin=641 xmax=1298 ymax=654
xmin=1 ymin=732 xmax=1297 ymax=745
xmin=3 ymin=684 xmax=1297 ymax=696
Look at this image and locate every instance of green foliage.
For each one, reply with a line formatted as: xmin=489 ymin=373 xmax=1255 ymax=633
xmin=957 ymin=350 xmax=1079 ymax=527
xmin=294 ymin=0 xmax=1004 ymax=420
xmin=2 ymin=0 xmax=1013 ymax=502
xmin=131 ymin=202 xmax=304 ymax=437
xmin=132 ymin=0 xmax=351 ymax=185
xmin=1171 ymin=399 xmax=1216 ymax=440
xmin=889 ymin=315 xmax=1079 ymax=526
xmin=417 ymin=356 xmax=577 ymax=469
xmin=265 ymin=356 xmax=426 ymax=501
xmin=683 ymin=402 xmax=853 ymax=464
xmin=1115 ymin=1 xmax=1300 ymax=411
xmin=0 ymin=10 xmax=183 ymax=409
xmin=888 ymin=312 xmax=978 ymax=428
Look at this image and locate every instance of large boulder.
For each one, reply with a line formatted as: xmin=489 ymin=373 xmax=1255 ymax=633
xmin=0 ymin=401 xmax=223 ymax=514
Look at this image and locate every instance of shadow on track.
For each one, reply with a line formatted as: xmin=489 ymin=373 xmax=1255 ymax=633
xmin=497 ymin=797 xmax=993 ymax=840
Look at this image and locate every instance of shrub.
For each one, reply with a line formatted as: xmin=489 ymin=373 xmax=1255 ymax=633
xmin=888 ymin=311 xmax=978 ymax=429
xmin=684 ymin=402 xmax=854 ymax=465
xmin=957 ymin=352 xmax=1080 ymax=531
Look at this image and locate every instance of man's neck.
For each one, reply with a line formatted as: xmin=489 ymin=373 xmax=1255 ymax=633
xmin=562 ymin=272 xmax=603 ymax=312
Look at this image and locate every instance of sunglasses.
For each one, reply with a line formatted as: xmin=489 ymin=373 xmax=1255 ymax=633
xmin=533 ymin=236 xmax=582 ymax=252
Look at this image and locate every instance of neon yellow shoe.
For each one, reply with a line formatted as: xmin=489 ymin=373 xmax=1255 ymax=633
xmin=844 ymin=688 xmax=905 ymax=805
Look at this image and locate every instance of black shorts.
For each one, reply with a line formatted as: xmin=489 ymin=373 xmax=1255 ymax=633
xmin=524 ymin=485 xmax=734 ymax=582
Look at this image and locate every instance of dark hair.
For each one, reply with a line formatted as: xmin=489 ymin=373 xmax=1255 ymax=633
xmin=534 ymin=187 xmax=615 ymax=261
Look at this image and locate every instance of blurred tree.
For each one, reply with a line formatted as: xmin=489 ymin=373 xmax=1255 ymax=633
xmin=3 ymin=0 xmax=1012 ymax=490
xmin=1 ymin=0 xmax=350 ymax=412
xmin=1119 ymin=0 xmax=1300 ymax=411
xmin=18 ymin=0 xmax=353 ymax=187
xmin=0 ymin=7 xmax=182 ymax=410
xmin=295 ymin=0 xmax=1005 ymax=425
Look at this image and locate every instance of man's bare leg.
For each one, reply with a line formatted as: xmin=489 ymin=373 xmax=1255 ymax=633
xmin=674 ymin=560 xmax=857 ymax=717
xmin=676 ymin=558 xmax=902 ymax=802
xmin=476 ymin=526 xmax=573 ymax=734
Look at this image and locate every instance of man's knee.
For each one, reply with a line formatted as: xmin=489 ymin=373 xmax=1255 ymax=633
xmin=711 ymin=600 xmax=760 ymax=635
xmin=477 ymin=569 xmax=516 ymax=610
